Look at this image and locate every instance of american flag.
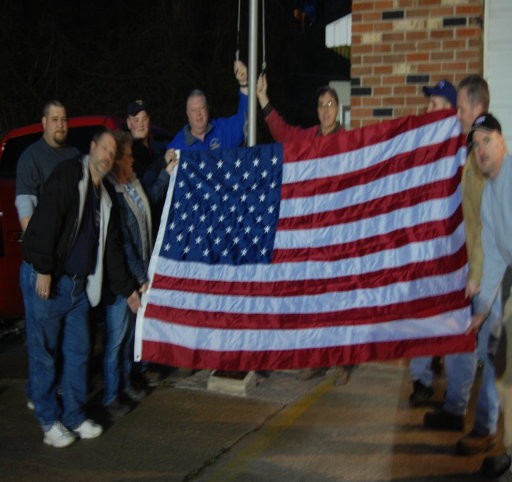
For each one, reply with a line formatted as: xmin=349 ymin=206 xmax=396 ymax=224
xmin=134 ymin=109 xmax=473 ymax=371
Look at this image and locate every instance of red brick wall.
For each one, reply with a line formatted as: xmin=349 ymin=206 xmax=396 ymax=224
xmin=350 ymin=0 xmax=483 ymax=129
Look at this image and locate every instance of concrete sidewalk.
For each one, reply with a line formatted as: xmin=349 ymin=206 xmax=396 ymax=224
xmin=0 ymin=334 xmax=501 ymax=481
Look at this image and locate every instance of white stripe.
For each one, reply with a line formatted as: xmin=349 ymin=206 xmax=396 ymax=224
xmin=141 ymin=306 xmax=470 ymax=351
xmin=153 ymin=222 xmax=466 ymax=283
xmin=280 ymin=150 xmax=464 ymax=218
xmin=147 ymin=266 xmax=466 ymax=315
xmin=282 ymin=115 xmax=461 ymax=184
xmin=275 ymin=188 xmax=461 ymax=249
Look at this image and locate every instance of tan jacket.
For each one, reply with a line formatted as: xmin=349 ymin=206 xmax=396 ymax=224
xmin=461 ymin=149 xmax=487 ymax=287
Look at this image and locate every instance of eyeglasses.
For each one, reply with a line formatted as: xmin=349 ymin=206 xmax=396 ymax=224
xmin=318 ymin=100 xmax=337 ymax=109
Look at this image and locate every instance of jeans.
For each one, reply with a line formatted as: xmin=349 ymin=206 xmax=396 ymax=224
xmin=443 ymin=292 xmax=501 ymax=434
xmin=24 ymin=264 xmax=90 ymax=431
xmin=20 ymin=261 xmax=35 ymax=402
xmin=103 ymin=294 xmax=132 ymax=406
xmin=409 ymin=356 xmax=434 ymax=387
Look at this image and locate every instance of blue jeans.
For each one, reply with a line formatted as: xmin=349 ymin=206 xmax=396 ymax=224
xmin=409 ymin=356 xmax=434 ymax=387
xmin=20 ymin=261 xmax=35 ymax=402
xmin=103 ymin=294 xmax=132 ymax=406
xmin=443 ymin=292 xmax=501 ymax=434
xmin=24 ymin=264 xmax=90 ymax=431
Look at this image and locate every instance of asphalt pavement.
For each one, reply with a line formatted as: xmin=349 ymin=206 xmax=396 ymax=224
xmin=0 ymin=326 xmax=502 ymax=482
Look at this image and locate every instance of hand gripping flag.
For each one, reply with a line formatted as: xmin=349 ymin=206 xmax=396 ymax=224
xmin=135 ymin=110 xmax=473 ymax=371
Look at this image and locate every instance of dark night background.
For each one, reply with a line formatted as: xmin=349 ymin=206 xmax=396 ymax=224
xmin=0 ymin=0 xmax=350 ymax=142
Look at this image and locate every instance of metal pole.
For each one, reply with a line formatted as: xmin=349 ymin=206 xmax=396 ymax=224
xmin=247 ymin=0 xmax=258 ymax=146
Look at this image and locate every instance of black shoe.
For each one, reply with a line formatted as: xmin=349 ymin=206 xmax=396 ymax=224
xmin=105 ymin=398 xmax=131 ymax=419
xmin=423 ymin=409 xmax=464 ymax=431
xmin=481 ymin=453 xmax=512 ymax=478
xmin=409 ymin=380 xmax=434 ymax=407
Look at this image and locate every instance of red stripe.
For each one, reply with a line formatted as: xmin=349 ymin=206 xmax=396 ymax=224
xmin=144 ymin=291 xmax=469 ymax=330
xmin=152 ymin=244 xmax=467 ymax=298
xmin=281 ymin=136 xmax=463 ymax=201
xmin=140 ymin=331 xmax=474 ymax=370
xmin=278 ymin=172 xmax=461 ymax=231
xmin=274 ymin=207 xmax=463 ymax=263
xmin=282 ymin=109 xmax=460 ymax=163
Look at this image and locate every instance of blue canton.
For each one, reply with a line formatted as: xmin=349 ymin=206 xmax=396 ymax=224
xmin=161 ymin=144 xmax=283 ymax=265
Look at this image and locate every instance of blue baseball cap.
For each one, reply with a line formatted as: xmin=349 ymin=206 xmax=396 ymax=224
xmin=422 ymin=79 xmax=457 ymax=107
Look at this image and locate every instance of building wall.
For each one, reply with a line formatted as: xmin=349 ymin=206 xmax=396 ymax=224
xmin=350 ymin=0 xmax=483 ymax=129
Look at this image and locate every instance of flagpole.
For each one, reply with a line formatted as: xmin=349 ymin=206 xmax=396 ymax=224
xmin=247 ymin=0 xmax=258 ymax=147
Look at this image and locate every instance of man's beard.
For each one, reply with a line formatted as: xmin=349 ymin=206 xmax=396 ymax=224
xmin=53 ymin=132 xmax=67 ymax=146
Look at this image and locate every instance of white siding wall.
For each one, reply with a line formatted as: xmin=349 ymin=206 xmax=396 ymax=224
xmin=484 ymin=0 xmax=512 ymax=148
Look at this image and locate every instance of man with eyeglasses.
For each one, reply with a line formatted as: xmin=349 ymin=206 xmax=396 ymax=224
xmin=256 ymin=73 xmax=350 ymax=384
xmin=256 ymin=73 xmax=343 ymax=142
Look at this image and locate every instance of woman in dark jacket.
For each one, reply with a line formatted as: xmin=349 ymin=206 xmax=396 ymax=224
xmin=102 ymin=130 xmax=176 ymax=419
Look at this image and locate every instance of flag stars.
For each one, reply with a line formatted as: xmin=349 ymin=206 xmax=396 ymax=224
xmin=183 ymin=246 xmax=190 ymax=254
xmin=214 ymin=237 xmax=222 ymax=245
xmin=261 ymin=170 xmax=268 ymax=179
xmin=199 ymin=161 xmax=206 ymax=170
xmin=207 ymin=172 xmax=213 ymax=180
xmin=207 ymin=226 xmax=214 ymax=234
xmin=185 ymin=192 xmax=192 ymax=200
xmin=180 ymin=212 xmax=188 ymax=221
xmin=164 ymin=243 xmax=171 ymax=251
xmin=241 ymin=248 xmax=248 ymax=257
xmin=217 ymin=160 xmax=223 ymax=169
xmin=199 ymin=214 xmax=206 ymax=223
xmin=222 ymin=194 xmax=229 ymax=202
xmin=188 ymin=225 xmax=195 ymax=232
xmin=261 ymin=247 xmax=268 ymax=256
xmin=243 ymin=171 xmax=250 ymax=180
xmin=193 ymin=203 xmax=200 ymax=211
xmin=271 ymin=156 xmax=278 ymax=165
xmin=253 ymin=158 xmax=260 ymax=167
xmin=259 ymin=193 xmax=266 ymax=203
xmin=203 ymin=192 xmax=211 ymax=200
xmin=225 ymin=171 xmax=231 ymax=180
xmin=264 ymin=225 xmax=271 ymax=233
xmin=203 ymin=248 xmax=210 ymax=257
xmin=211 ymin=204 xmax=218 ymax=212
xmin=241 ymin=193 xmax=248 ymax=202
xmin=182 ymin=161 xmax=188 ymax=170
xmin=215 ymin=184 xmax=221 ymax=192
xmin=175 ymin=201 xmax=181 ymax=209
xmin=177 ymin=233 xmax=184 ymax=242
xmin=235 ymin=159 xmax=242 ymax=168
xmin=252 ymin=236 xmax=259 ymax=245
xmin=244 ymin=225 xmax=252 ymax=234
xmin=169 ymin=222 xmax=176 ymax=230
xmin=195 ymin=236 xmax=203 ymax=245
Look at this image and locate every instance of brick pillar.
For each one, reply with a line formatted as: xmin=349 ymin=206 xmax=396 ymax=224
xmin=350 ymin=0 xmax=483 ymax=129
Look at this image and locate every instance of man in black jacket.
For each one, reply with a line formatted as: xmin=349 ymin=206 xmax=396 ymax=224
xmin=22 ymin=129 xmax=140 ymax=448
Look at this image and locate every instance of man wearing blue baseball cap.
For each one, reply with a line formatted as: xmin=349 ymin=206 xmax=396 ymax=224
xmin=423 ymin=79 xmax=457 ymax=112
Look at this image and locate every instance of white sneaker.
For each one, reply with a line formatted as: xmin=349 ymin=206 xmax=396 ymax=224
xmin=43 ymin=422 xmax=76 ymax=448
xmin=73 ymin=419 xmax=103 ymax=439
